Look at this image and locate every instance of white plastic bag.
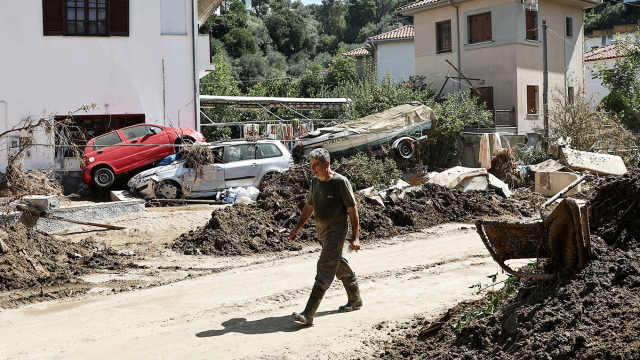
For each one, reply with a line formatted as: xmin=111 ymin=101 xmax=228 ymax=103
xmin=234 ymin=186 xmax=260 ymax=204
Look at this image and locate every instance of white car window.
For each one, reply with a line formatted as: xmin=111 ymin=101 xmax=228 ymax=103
xmin=227 ymin=144 xmax=257 ymax=163
xmin=259 ymin=143 xmax=283 ymax=158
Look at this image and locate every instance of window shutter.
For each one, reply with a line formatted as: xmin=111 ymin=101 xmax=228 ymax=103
xmin=483 ymin=13 xmax=492 ymax=42
xmin=526 ymin=10 xmax=536 ymax=40
xmin=109 ymin=0 xmax=129 ymax=36
xmin=42 ymin=0 xmax=64 ymax=36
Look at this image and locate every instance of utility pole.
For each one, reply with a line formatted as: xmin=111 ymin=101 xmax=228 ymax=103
xmin=542 ymin=20 xmax=549 ymax=151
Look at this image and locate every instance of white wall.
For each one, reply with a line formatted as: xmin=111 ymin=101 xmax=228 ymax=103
xmin=584 ymin=58 xmax=615 ymax=107
xmin=0 ymin=0 xmax=200 ymax=172
xmin=375 ymin=41 xmax=415 ymax=83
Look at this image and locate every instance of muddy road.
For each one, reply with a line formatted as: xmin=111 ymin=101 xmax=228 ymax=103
xmin=1 ymin=222 xmax=518 ymax=359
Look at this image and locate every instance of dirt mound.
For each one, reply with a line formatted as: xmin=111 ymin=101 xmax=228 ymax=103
xmin=372 ymin=173 xmax=640 ymax=359
xmin=375 ymin=236 xmax=640 ymax=359
xmin=589 ymin=169 xmax=640 ymax=250
xmin=171 ymin=182 xmax=545 ymax=256
xmin=0 ymin=224 xmax=130 ymax=292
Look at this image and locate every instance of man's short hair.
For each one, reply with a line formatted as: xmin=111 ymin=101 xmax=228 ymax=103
xmin=309 ymin=148 xmax=330 ymax=163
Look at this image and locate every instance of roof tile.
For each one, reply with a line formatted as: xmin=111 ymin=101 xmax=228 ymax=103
xmin=396 ymin=0 xmax=445 ymax=12
xmin=342 ymin=47 xmax=372 ymax=57
xmin=584 ymin=42 xmax=633 ymax=61
xmin=368 ymin=25 xmax=414 ymax=41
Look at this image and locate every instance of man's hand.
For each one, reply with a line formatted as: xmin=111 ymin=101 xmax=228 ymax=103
xmin=289 ymin=228 xmax=300 ymax=242
xmin=349 ymin=238 xmax=360 ymax=253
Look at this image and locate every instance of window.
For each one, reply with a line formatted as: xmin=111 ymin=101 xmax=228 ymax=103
xmin=565 ymin=16 xmax=573 ymax=38
xmin=568 ymin=86 xmax=575 ymax=104
xmin=474 ymin=87 xmax=494 ymax=110
xmin=436 ymin=20 xmax=452 ymax=53
xmin=43 ymin=0 xmax=129 ymax=36
xmin=122 ymin=125 xmax=162 ymax=140
xmin=93 ymin=132 xmax=123 ymax=151
xmin=66 ymin=0 xmax=107 ymax=35
xmin=259 ymin=144 xmax=283 ymax=159
xmin=525 ymin=10 xmax=538 ymax=41
xmin=468 ymin=12 xmax=492 ymax=44
xmin=527 ymin=85 xmax=539 ymax=114
xmin=227 ymin=144 xmax=258 ymax=162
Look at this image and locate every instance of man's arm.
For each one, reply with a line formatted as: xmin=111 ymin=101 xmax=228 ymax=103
xmin=347 ymin=206 xmax=360 ymax=252
xmin=289 ymin=203 xmax=314 ymax=241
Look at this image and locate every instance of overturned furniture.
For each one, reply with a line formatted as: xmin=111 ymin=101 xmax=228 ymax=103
xmin=476 ymin=196 xmax=591 ymax=279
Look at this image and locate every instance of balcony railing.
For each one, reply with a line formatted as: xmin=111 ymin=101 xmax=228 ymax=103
xmin=466 ymin=107 xmax=516 ymax=131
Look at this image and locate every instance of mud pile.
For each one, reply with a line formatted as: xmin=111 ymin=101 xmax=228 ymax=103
xmin=589 ymin=170 xmax=640 ymax=250
xmin=373 ymin=171 xmax=640 ymax=359
xmin=0 ymin=224 xmax=130 ymax=292
xmin=172 ymin=182 xmax=545 ymax=256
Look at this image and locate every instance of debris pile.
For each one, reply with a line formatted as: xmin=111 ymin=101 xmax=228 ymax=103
xmin=0 ymin=224 xmax=130 ymax=293
xmin=589 ymin=170 xmax=640 ymax=250
xmin=0 ymin=162 xmax=66 ymax=205
xmin=372 ymin=170 xmax=640 ymax=359
xmin=489 ymin=149 xmax=525 ymax=189
xmin=172 ymin=167 xmax=546 ymax=256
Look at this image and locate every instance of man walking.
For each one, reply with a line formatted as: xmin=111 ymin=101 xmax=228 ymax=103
xmin=289 ymin=148 xmax=363 ymax=326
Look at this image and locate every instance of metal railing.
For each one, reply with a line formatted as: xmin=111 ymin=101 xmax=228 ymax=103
xmin=466 ymin=107 xmax=516 ymax=130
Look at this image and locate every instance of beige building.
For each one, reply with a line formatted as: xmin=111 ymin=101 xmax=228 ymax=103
xmin=398 ymin=0 xmax=601 ymax=135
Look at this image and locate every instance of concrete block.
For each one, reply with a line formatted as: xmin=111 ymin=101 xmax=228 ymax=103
xmin=110 ymin=190 xmax=137 ymax=202
xmin=458 ymin=175 xmax=489 ymax=192
xmin=487 ymin=173 xmax=512 ymax=198
xmin=535 ymin=172 xmax=581 ymax=197
xmin=22 ymin=195 xmax=60 ymax=213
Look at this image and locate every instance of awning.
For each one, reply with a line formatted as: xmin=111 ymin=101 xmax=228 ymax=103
xmin=199 ymin=95 xmax=353 ymax=110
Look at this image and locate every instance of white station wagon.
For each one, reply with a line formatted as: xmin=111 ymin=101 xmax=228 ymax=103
xmin=128 ymin=140 xmax=292 ymax=199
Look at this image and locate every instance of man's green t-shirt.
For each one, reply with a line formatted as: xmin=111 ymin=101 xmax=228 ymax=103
xmin=306 ymin=173 xmax=356 ymax=240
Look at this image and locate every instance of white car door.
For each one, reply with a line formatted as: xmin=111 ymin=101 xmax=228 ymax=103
xmin=223 ymin=144 xmax=263 ymax=188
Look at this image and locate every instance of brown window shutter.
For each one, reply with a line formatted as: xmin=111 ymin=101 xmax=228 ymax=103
xmin=109 ymin=0 xmax=129 ymax=36
xmin=526 ymin=10 xmax=535 ymax=40
xmin=469 ymin=15 xmax=480 ymax=43
xmin=483 ymin=13 xmax=492 ymax=41
xmin=42 ymin=0 xmax=64 ymax=36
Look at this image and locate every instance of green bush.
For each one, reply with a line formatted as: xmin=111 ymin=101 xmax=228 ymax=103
xmin=514 ymin=146 xmax=550 ymax=165
xmin=332 ymin=153 xmax=402 ymax=190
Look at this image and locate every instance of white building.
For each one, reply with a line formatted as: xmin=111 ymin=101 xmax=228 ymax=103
xmin=343 ymin=25 xmax=415 ymax=84
xmin=0 ymin=0 xmax=218 ymax=178
xmin=583 ymin=42 xmax=633 ymax=106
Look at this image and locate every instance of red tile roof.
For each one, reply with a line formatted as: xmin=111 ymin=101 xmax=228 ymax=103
xmin=584 ymin=42 xmax=633 ymax=62
xmin=342 ymin=47 xmax=372 ymax=57
xmin=368 ymin=25 xmax=414 ymax=41
xmin=396 ymin=0 xmax=445 ymax=12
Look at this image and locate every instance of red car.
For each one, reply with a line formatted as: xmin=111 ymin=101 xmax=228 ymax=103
xmin=82 ymin=124 xmax=205 ymax=190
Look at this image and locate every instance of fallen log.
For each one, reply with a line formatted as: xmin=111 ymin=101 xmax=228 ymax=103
xmin=16 ymin=205 xmax=126 ymax=230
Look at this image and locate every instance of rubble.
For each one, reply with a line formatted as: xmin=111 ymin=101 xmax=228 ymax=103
xmin=371 ymin=169 xmax=640 ymax=359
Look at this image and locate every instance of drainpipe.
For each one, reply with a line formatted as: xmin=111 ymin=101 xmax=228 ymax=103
xmin=191 ymin=0 xmax=201 ymax=132
xmin=0 ymin=100 xmax=7 ymax=132
xmin=448 ymin=0 xmax=462 ymax=91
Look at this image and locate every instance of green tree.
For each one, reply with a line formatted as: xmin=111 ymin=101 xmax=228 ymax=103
xmin=584 ymin=1 xmax=640 ymax=34
xmin=224 ymin=28 xmax=257 ymax=58
xmin=594 ymin=36 xmax=640 ymax=129
xmin=199 ymin=51 xmax=241 ymax=140
xmin=324 ymin=55 xmax=358 ymax=89
xmin=316 ymin=0 xmax=347 ymax=39
xmin=264 ymin=9 xmax=308 ymax=58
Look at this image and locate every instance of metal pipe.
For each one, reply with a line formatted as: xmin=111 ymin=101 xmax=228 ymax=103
xmin=448 ymin=0 xmax=461 ymax=91
xmin=191 ymin=0 xmax=201 ymax=133
xmin=543 ymin=19 xmax=549 ymax=149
